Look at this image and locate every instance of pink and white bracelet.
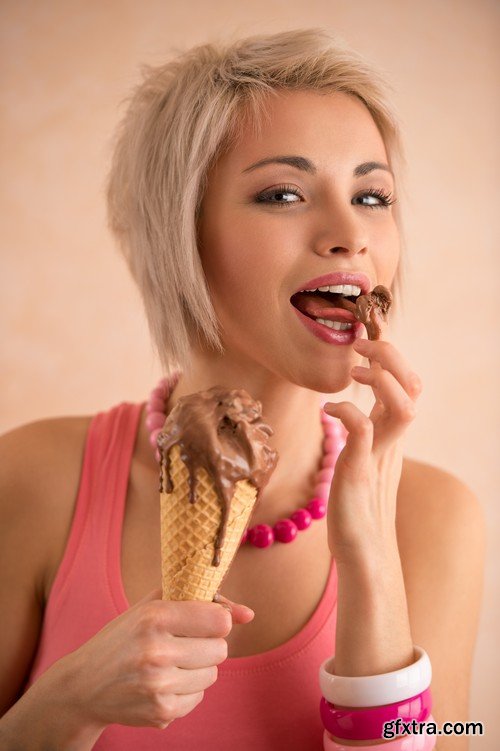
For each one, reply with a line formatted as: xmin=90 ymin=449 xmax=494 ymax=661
xmin=319 ymin=646 xmax=432 ymax=707
xmin=319 ymin=645 xmax=434 ymax=748
xmin=320 ymin=687 xmax=432 ymax=741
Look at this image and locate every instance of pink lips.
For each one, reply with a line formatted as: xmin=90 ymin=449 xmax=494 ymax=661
xmin=291 ymin=304 xmax=364 ymax=345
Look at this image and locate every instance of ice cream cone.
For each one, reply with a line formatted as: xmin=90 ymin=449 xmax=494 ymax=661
xmin=160 ymin=443 xmax=258 ymax=602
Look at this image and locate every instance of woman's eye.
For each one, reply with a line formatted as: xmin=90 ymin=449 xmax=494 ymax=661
xmin=353 ymin=189 xmax=397 ymax=210
xmin=255 ymin=185 xmax=302 ymax=207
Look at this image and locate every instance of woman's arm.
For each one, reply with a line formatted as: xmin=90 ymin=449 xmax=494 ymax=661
xmin=322 ymin=329 xmax=486 ymax=750
xmin=0 ymin=654 xmax=104 ymax=751
xmin=334 ymin=540 xmax=413 ymax=677
xmin=0 ymin=420 xmax=105 ymax=749
xmin=328 ymin=459 xmax=485 ymax=751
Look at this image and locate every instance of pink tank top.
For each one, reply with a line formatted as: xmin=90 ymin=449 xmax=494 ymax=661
xmin=23 ymin=401 xmax=338 ymax=750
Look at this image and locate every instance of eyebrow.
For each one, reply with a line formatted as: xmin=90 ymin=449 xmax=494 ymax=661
xmin=241 ymin=155 xmax=393 ymax=178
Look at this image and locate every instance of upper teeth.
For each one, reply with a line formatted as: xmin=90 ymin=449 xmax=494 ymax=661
xmin=302 ymin=284 xmax=362 ymax=296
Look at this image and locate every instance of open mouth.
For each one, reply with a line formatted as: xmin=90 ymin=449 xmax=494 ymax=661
xmin=290 ymin=289 xmax=360 ymax=322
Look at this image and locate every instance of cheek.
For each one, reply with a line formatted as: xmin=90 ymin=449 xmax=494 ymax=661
xmin=200 ymin=224 xmax=279 ymax=313
xmin=206 ymin=247 xmax=263 ymax=304
xmin=208 ymin=251 xmax=278 ymax=344
xmin=374 ymin=222 xmax=400 ymax=282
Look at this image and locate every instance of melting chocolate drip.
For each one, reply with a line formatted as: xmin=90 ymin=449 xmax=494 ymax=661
xmin=157 ymin=386 xmax=279 ymax=566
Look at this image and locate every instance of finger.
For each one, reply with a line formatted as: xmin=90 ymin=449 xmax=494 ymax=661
xmin=322 ymin=401 xmax=373 ymax=477
xmin=350 ymin=365 xmax=417 ymax=452
xmin=168 ymin=665 xmax=218 ymax=696
xmin=213 ymin=592 xmax=255 ymax=625
xmin=352 ymin=338 xmax=423 ymax=401
xmin=172 ymin=634 xmax=230 ymax=670
xmin=153 ymin=600 xmax=235 ymax=638
xmin=368 ymin=391 xmax=385 ymax=425
xmin=351 ymin=334 xmax=385 ymax=424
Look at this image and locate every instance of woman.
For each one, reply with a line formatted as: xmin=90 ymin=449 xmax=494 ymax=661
xmin=0 ymin=28 xmax=485 ymax=750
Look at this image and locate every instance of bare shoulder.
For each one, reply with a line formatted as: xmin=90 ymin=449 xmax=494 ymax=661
xmin=0 ymin=415 xmax=93 ymax=603
xmin=396 ymin=455 xmax=486 ymax=604
xmin=396 ymin=456 xmax=486 ymax=738
xmin=0 ymin=414 xmax=93 ymax=508
xmin=396 ymin=455 xmax=486 ymax=551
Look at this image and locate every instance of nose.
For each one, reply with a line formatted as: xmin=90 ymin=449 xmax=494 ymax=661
xmin=315 ymin=203 xmax=369 ymax=258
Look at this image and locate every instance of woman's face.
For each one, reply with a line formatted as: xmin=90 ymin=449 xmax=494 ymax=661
xmin=197 ymin=90 xmax=400 ymax=393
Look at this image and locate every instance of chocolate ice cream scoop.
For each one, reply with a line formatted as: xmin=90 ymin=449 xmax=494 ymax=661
xmin=338 ymin=284 xmax=393 ymax=340
xmin=157 ymin=386 xmax=279 ymax=565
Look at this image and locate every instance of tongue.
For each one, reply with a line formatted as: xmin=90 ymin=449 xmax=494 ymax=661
xmin=291 ymin=291 xmax=357 ymax=322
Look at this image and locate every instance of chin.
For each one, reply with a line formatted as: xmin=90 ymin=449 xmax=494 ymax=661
xmin=298 ymin=370 xmax=353 ymax=396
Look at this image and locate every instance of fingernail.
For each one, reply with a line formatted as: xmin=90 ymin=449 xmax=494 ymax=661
xmin=243 ymin=606 xmax=255 ymax=617
xmin=213 ymin=593 xmax=232 ymax=612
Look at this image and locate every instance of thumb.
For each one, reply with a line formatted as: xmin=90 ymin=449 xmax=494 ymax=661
xmin=213 ymin=591 xmax=255 ymax=625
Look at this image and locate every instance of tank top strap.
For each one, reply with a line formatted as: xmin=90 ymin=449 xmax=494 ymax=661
xmin=47 ymin=401 xmax=145 ymax=618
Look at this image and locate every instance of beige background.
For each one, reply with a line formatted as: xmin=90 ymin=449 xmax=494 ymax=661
xmin=1 ymin=1 xmax=498 ymax=747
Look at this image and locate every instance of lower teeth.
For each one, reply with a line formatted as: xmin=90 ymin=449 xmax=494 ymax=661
xmin=314 ymin=317 xmax=353 ymax=331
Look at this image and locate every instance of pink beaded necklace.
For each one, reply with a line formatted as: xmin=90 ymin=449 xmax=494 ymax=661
xmin=145 ymin=372 xmax=346 ymax=550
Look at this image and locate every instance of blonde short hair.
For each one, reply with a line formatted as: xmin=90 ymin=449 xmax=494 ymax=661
xmin=105 ymin=27 xmax=408 ymax=379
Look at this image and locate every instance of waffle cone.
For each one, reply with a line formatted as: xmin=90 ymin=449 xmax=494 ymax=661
xmin=160 ymin=443 xmax=258 ymax=602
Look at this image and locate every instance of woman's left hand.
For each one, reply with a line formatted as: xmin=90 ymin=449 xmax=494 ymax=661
xmin=324 ymin=322 xmax=423 ymax=566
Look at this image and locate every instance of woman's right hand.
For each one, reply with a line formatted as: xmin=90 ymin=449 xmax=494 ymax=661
xmin=62 ymin=587 xmax=254 ymax=731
